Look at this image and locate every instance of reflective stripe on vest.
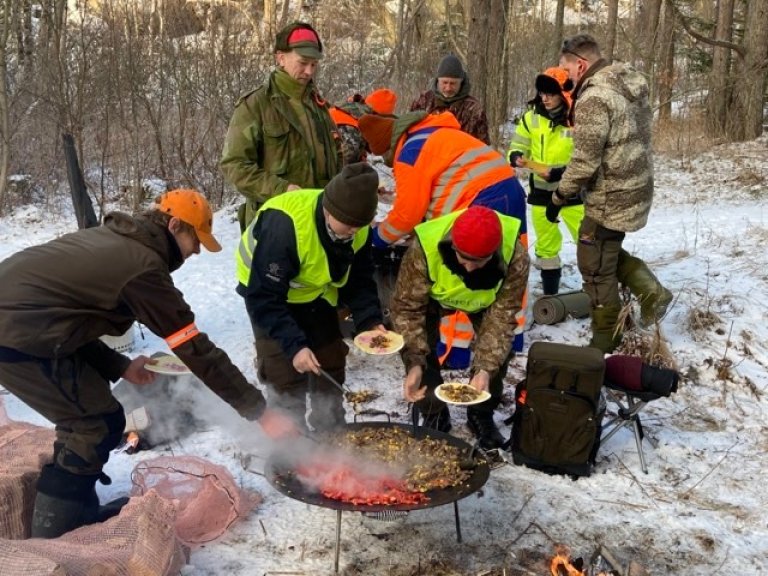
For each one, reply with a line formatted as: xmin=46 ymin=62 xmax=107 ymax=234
xmin=523 ymin=109 xmax=573 ymax=191
xmin=235 ymin=189 xmax=369 ymax=305
xmin=438 ymin=310 xmax=474 ymax=365
xmin=415 ymin=209 xmax=520 ymax=314
xmin=428 ymin=149 xmax=510 ymax=219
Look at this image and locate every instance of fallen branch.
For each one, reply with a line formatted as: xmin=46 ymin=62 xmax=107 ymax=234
xmin=681 ymin=439 xmax=739 ymax=498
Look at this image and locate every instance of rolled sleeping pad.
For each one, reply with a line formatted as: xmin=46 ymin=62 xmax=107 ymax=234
xmin=533 ymin=290 xmax=591 ymax=325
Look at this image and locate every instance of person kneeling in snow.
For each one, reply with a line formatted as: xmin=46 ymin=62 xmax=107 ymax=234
xmin=390 ymin=206 xmax=529 ymax=449
xmin=0 ymin=189 xmax=290 ymax=539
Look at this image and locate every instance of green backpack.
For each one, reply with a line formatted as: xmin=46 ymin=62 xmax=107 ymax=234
xmin=510 ymin=342 xmax=605 ymax=477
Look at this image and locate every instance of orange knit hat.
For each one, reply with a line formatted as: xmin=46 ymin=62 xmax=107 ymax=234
xmin=364 ymin=88 xmax=397 ymax=115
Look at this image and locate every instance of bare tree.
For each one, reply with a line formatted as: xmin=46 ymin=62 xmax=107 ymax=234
xmin=552 ymin=0 xmax=565 ymax=61
xmin=605 ymin=0 xmax=619 ymax=61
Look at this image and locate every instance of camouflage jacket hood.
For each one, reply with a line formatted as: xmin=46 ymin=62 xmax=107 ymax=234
xmin=559 ymin=61 xmax=654 ymax=232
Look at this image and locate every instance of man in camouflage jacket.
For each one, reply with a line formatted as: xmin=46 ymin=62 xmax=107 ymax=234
xmin=553 ymin=34 xmax=672 ymax=352
xmin=409 ymin=54 xmax=490 ymax=144
xmin=220 ymin=22 xmax=341 ymax=229
xmin=390 ymin=206 xmax=529 ymax=449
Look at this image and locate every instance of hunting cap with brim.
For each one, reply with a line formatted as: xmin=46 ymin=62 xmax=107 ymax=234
xmin=155 ymin=189 xmax=222 ymax=252
xmin=274 ymin=22 xmax=323 ymax=60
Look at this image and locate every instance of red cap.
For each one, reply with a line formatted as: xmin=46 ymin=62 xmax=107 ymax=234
xmin=451 ymin=206 xmax=502 ymax=258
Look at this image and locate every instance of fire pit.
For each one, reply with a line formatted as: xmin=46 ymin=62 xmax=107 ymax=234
xmin=265 ymin=420 xmax=490 ymax=573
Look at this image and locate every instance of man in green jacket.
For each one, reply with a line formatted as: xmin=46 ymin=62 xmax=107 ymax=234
xmin=221 ymin=22 xmax=342 ymax=230
xmin=0 ymin=190 xmax=290 ymax=539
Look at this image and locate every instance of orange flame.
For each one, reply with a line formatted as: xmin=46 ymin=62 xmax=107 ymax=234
xmin=550 ymin=546 xmax=585 ymax=576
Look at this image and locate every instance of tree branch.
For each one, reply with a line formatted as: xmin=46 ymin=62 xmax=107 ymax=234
xmin=670 ymin=0 xmax=745 ymax=58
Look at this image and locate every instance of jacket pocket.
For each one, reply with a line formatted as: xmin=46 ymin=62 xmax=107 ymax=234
xmin=263 ymin=122 xmax=290 ymax=176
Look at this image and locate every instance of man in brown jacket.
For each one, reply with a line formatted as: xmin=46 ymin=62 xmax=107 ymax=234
xmin=0 ymin=190 xmax=289 ymax=539
xmin=553 ymin=34 xmax=672 ymax=351
xmin=391 ymin=206 xmax=529 ymax=449
xmin=409 ymin=54 xmax=490 ymax=144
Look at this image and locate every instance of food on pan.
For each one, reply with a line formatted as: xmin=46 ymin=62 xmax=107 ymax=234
xmin=343 ymin=389 xmax=380 ymax=405
xmin=292 ymin=426 xmax=474 ymax=505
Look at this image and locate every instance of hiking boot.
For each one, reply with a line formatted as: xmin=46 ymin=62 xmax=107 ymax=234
xmin=422 ymin=405 xmax=452 ymax=433
xmin=466 ymin=408 xmax=506 ymax=450
xmin=540 ymin=268 xmax=562 ymax=296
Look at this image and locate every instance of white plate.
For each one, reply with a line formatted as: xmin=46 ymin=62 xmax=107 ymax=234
xmin=353 ymin=330 xmax=404 ymax=355
xmin=144 ymin=354 xmax=192 ymax=375
xmin=435 ymin=383 xmax=491 ymax=406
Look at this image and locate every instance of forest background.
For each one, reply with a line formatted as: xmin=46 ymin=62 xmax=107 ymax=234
xmin=0 ymin=0 xmax=766 ymax=214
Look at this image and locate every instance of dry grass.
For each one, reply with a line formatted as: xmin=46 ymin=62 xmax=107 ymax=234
xmin=653 ymin=113 xmax=718 ymax=159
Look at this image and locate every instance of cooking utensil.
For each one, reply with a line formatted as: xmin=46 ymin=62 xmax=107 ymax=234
xmin=318 ymin=368 xmax=351 ymax=395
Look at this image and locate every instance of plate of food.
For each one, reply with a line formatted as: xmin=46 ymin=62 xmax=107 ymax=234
xmin=145 ymin=354 xmax=192 ymax=375
xmin=352 ymin=330 xmax=404 ymax=355
xmin=435 ymin=383 xmax=491 ymax=406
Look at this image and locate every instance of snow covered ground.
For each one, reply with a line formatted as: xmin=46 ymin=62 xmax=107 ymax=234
xmin=1 ymin=135 xmax=767 ymax=575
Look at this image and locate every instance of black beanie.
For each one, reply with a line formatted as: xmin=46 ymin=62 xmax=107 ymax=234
xmin=322 ymin=163 xmax=379 ymax=227
xmin=436 ymin=54 xmax=464 ymax=79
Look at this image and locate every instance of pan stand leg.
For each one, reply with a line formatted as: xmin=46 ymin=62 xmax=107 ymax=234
xmin=453 ymin=501 xmax=463 ymax=543
xmin=334 ymin=509 xmax=342 ymax=574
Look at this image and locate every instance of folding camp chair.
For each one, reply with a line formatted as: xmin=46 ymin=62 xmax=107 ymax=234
xmin=600 ymin=357 xmax=679 ymax=474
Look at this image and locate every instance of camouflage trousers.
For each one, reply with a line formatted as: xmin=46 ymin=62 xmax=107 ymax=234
xmin=0 ymin=349 xmax=125 ymax=475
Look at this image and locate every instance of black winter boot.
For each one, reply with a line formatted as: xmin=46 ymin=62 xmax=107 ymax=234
xmin=466 ymin=407 xmax=507 ymax=450
xmin=31 ymin=465 xmax=100 ymax=538
xmin=541 ymin=268 xmax=562 ymax=296
xmin=422 ymin=404 xmax=452 ymax=433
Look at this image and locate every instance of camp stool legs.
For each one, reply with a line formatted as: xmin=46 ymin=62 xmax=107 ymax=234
xmin=601 ymin=387 xmax=663 ymax=474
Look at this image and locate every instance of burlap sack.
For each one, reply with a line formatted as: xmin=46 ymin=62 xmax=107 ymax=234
xmin=0 ymin=490 xmax=187 ymax=576
xmin=0 ymin=423 xmax=55 ymax=539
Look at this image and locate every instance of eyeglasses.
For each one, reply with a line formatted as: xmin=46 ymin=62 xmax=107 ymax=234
xmin=561 ymin=47 xmax=587 ymax=61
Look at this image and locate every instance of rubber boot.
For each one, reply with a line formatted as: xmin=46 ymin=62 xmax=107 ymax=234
xmin=31 ymin=465 xmax=100 ymax=538
xmin=466 ymin=407 xmax=506 ymax=450
xmin=540 ymin=268 xmax=562 ymax=296
xmin=589 ymin=305 xmax=623 ymax=353
xmin=618 ymin=253 xmax=672 ymax=328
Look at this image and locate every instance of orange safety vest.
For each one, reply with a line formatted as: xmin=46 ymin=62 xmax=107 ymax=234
xmin=379 ymin=112 xmax=517 ymax=245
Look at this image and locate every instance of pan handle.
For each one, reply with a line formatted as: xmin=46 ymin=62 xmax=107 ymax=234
xmin=352 ymin=408 xmax=392 ymax=423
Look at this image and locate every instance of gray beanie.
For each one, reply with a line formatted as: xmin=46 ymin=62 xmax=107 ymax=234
xmin=436 ymin=54 xmax=464 ymax=79
xmin=322 ymin=163 xmax=379 ymax=227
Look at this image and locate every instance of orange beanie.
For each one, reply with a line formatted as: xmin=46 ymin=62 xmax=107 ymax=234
xmin=364 ymin=88 xmax=397 ymax=115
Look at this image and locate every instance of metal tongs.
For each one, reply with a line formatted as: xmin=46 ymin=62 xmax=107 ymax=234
xmin=317 ymin=368 xmax=378 ymax=416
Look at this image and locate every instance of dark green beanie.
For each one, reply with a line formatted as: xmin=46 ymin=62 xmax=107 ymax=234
xmin=322 ymin=163 xmax=379 ymax=227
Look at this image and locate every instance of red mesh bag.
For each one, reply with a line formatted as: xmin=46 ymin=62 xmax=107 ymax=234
xmin=130 ymin=455 xmax=260 ymax=547
xmin=0 ymin=422 xmax=55 ymax=539
xmin=0 ymin=490 xmax=187 ymax=576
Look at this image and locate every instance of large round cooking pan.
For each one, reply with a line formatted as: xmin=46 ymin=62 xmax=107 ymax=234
xmin=265 ymin=421 xmax=491 ymax=513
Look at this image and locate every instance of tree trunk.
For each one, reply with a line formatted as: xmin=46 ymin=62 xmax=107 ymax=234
xmin=639 ymin=0 xmax=662 ymax=105
xmin=707 ymin=0 xmax=735 ymax=137
xmin=656 ymin=0 xmax=675 ymax=121
xmin=0 ymin=0 xmax=10 ymax=214
xmin=727 ymin=0 xmax=768 ymax=141
xmin=552 ymin=0 xmax=565 ymax=62
xmin=605 ymin=0 xmax=619 ymax=62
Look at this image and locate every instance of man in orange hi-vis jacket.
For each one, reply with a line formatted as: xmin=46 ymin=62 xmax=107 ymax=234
xmin=358 ymin=110 xmax=528 ymax=351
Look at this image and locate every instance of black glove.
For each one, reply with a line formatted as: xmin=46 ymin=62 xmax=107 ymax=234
xmin=508 ymin=151 xmax=524 ymax=168
xmin=547 ymin=167 xmax=565 ymax=182
xmin=545 ymin=198 xmax=561 ymax=223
